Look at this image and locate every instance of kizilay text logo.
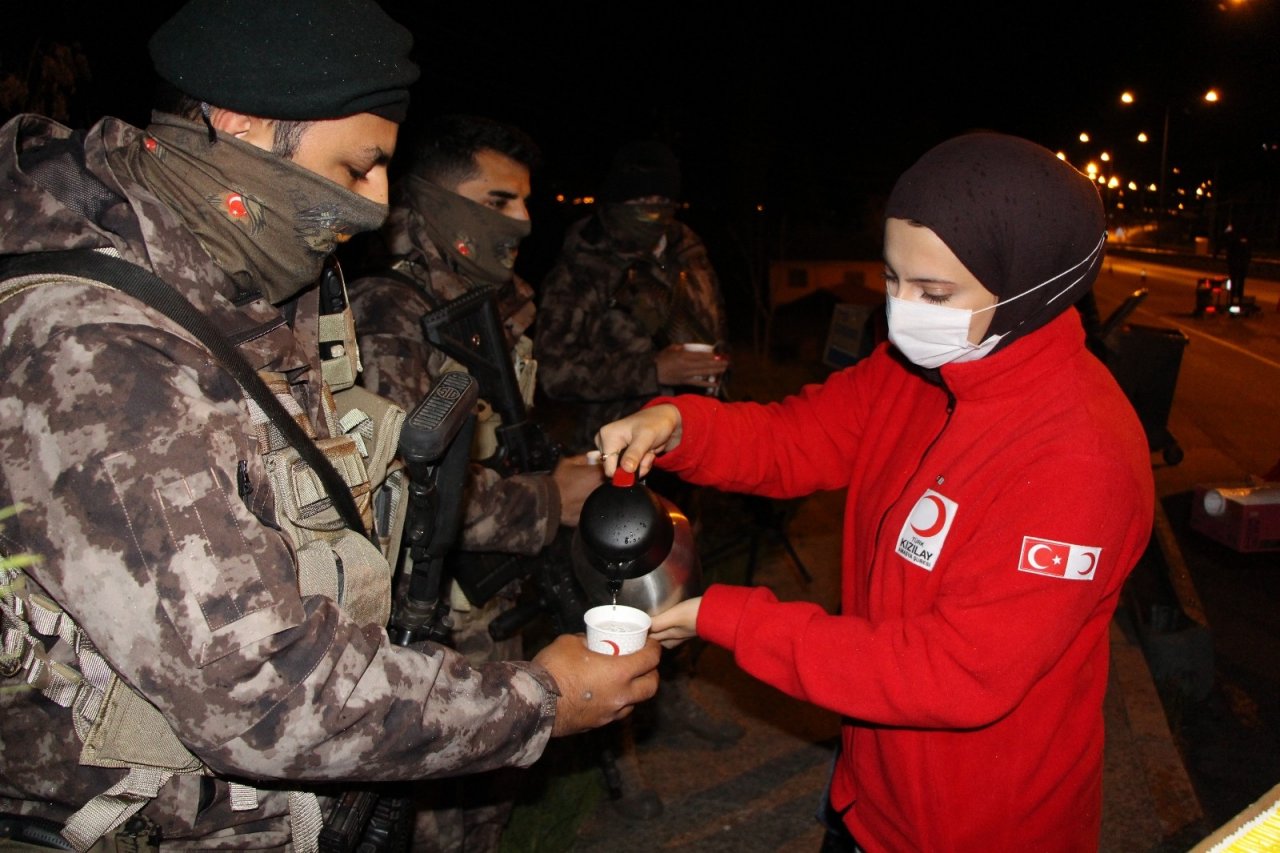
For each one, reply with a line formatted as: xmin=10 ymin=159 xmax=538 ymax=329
xmin=896 ymin=489 xmax=958 ymax=571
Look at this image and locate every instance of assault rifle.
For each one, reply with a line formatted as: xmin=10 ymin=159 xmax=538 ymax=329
xmin=319 ymin=371 xmax=478 ymax=853
xmin=420 ymin=287 xmax=636 ymax=807
xmin=419 ymin=285 xmax=589 ymax=638
xmin=389 ymin=370 xmax=479 ymax=646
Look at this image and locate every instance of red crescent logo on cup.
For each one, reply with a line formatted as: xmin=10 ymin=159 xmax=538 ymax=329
xmin=605 ymin=640 xmax=621 ymax=655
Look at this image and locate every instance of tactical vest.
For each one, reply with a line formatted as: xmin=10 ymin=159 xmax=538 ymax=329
xmin=0 ymin=256 xmax=407 ymax=852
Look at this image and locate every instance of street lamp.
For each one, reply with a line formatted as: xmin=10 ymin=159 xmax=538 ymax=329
xmin=1122 ymin=88 xmax=1221 ymax=243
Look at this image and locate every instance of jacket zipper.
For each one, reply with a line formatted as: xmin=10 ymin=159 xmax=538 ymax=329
xmin=865 ymin=380 xmax=957 ymax=603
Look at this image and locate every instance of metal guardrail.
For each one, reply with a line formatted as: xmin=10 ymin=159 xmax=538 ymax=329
xmin=1108 ymin=245 xmax=1280 ymax=281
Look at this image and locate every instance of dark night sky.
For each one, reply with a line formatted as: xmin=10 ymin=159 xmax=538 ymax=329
xmin=5 ymin=0 xmax=1279 ymax=264
xmin=405 ymin=3 xmax=1279 ymax=183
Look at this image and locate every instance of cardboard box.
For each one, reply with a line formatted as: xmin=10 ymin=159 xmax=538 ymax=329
xmin=1189 ymin=483 xmax=1280 ymax=553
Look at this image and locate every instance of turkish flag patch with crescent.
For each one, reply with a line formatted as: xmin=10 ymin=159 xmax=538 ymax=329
xmin=1018 ymin=536 xmax=1103 ymax=580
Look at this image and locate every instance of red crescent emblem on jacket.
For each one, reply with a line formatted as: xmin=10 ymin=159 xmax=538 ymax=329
xmin=910 ymin=494 xmax=948 ymax=538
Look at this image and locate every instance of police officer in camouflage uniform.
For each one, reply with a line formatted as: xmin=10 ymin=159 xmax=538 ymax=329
xmin=347 ymin=115 xmax=605 ymax=852
xmin=535 ymin=140 xmax=731 ymax=454
xmin=535 ymin=140 xmax=742 ymax=820
xmin=348 ymin=115 xmax=603 ymax=647
xmin=0 ymin=2 xmax=660 ymax=850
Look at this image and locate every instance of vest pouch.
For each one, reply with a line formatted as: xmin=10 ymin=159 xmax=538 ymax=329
xmin=275 ymin=434 xmax=374 ymax=533
xmin=293 ymin=533 xmax=391 ymax=629
xmin=319 ymin=305 xmax=361 ymax=393
xmin=263 ymin=435 xmax=391 ymax=630
xmin=332 ymin=385 xmax=405 ymax=506
xmin=79 ymin=677 xmax=204 ymax=774
xmin=2 ymin=565 xmax=209 ymax=852
xmin=332 ymin=384 xmax=410 ymax=586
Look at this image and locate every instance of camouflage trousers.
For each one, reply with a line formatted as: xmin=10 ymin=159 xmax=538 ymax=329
xmin=408 ymin=775 xmax=518 ymax=853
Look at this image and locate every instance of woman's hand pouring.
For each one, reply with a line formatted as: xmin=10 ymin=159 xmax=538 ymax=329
xmin=593 ymin=403 xmax=684 ymax=479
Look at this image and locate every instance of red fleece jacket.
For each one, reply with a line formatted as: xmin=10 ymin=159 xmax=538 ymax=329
xmin=655 ymin=310 xmax=1154 ymax=852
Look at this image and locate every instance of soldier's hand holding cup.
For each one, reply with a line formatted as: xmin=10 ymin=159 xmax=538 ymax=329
xmin=655 ymin=342 xmax=728 ymax=393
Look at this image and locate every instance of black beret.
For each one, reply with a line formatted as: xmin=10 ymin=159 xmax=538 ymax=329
xmin=149 ymin=0 xmax=419 ymax=123
xmin=600 ymin=140 xmax=682 ymax=203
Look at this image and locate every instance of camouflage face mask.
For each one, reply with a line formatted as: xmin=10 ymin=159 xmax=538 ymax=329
xmin=599 ymin=202 xmax=676 ymax=252
xmin=118 ymin=113 xmax=388 ymax=303
xmin=408 ymin=175 xmax=532 ymax=286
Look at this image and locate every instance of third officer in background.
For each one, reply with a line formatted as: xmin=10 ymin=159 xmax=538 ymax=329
xmin=534 ymin=139 xmax=744 ymax=820
xmin=535 ymin=140 xmax=731 ymax=454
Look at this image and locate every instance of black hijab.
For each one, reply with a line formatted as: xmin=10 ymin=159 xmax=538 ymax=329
xmin=885 ymin=132 xmax=1106 ymax=351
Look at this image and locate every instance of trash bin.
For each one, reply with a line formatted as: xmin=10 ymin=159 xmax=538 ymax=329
xmin=1106 ymin=323 xmax=1189 ymax=465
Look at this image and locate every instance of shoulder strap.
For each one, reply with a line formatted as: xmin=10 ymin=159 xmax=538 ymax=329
xmin=0 ymin=249 xmax=368 ymax=538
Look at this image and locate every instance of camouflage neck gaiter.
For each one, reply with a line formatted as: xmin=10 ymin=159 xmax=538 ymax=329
xmin=118 ymin=112 xmax=388 ymax=303
xmin=409 ymin=175 xmax=532 ymax=286
xmin=599 ymin=202 xmax=676 ymax=252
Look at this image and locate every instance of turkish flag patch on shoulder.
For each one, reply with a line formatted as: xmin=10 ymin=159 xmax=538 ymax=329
xmin=1018 ymin=536 xmax=1103 ymax=580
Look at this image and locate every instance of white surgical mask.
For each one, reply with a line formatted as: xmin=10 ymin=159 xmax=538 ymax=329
xmin=886 ymin=232 xmax=1107 ymax=369
xmin=886 ymin=295 xmax=1002 ymax=368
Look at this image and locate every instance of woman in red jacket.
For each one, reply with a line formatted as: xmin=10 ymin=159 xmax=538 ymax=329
xmin=596 ymin=133 xmax=1155 ymax=852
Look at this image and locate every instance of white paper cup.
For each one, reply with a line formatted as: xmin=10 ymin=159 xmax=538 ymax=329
xmin=681 ymin=343 xmax=720 ymax=394
xmin=584 ymin=604 xmax=651 ymax=656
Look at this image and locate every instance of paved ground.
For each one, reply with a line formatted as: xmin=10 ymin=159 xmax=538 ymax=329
xmin=1098 ymin=260 xmax=1280 ymax=840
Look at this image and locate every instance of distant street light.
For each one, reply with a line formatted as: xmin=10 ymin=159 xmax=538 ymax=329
xmin=1121 ymin=88 xmax=1221 ymax=242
